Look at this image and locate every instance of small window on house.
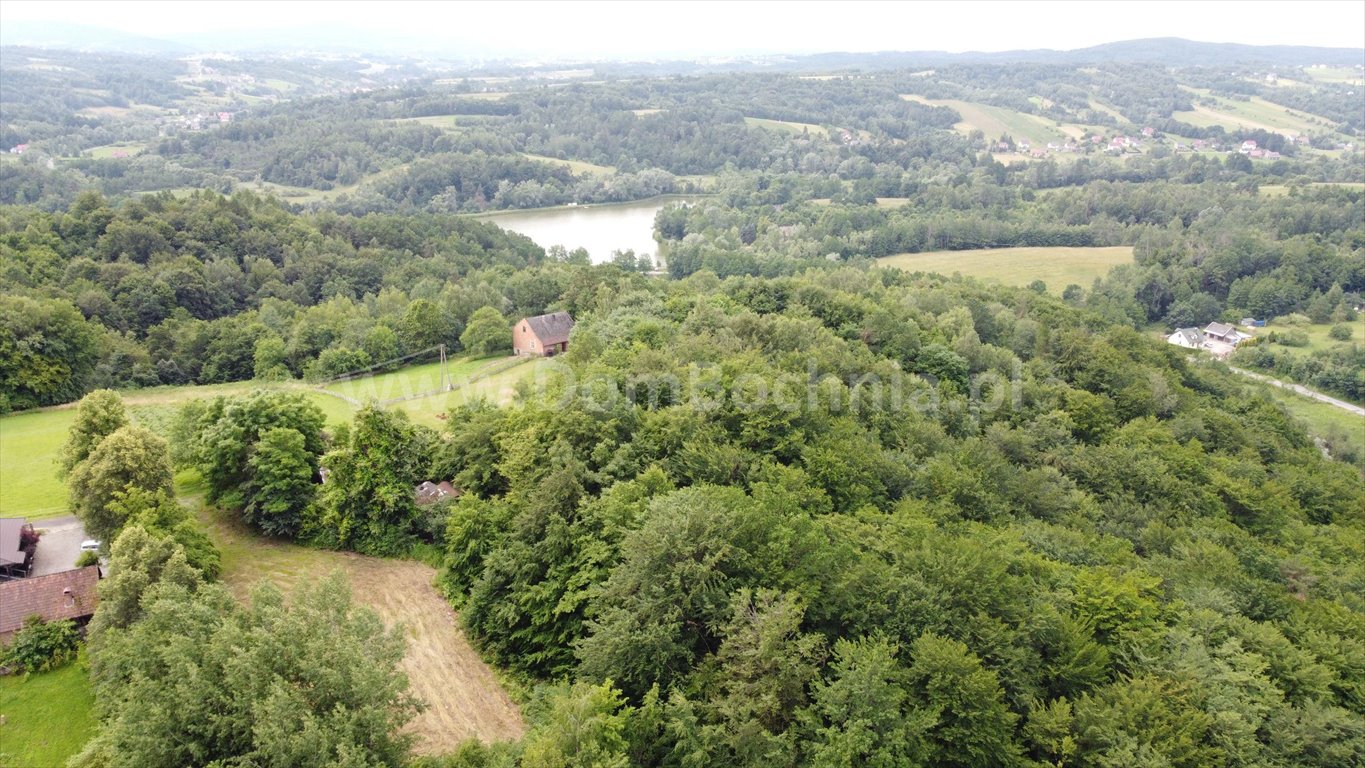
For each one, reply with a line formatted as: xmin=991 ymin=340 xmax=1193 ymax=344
xmin=530 ymin=340 xmax=536 ymax=349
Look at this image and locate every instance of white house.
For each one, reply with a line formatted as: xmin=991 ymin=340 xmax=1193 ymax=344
xmin=1167 ymin=328 xmax=1205 ymax=349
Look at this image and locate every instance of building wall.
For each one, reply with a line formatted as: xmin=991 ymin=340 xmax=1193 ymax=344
xmin=512 ymin=321 xmax=540 ymax=356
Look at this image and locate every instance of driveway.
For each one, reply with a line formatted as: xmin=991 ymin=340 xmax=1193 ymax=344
xmin=30 ymin=515 xmax=89 ymax=576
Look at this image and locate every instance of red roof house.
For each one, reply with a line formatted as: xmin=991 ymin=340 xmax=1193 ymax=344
xmin=0 ymin=566 xmax=101 ymax=644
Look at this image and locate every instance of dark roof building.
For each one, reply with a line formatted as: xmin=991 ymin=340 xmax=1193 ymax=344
xmin=0 ymin=566 xmax=101 ymax=644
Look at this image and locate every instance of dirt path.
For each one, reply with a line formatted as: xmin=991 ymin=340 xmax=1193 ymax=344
xmin=1228 ymin=366 xmax=1365 ymax=417
xmin=203 ymin=510 xmax=525 ymax=754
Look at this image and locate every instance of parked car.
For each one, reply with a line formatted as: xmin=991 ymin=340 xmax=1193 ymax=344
xmin=80 ymin=539 xmax=100 ymax=552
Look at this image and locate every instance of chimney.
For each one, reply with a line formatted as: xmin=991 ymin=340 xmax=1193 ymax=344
xmin=64 ymin=586 xmax=75 ymax=607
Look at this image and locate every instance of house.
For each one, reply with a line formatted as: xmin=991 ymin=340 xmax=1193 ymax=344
xmin=1240 ymin=140 xmax=1258 ymax=153
xmin=1167 ymin=327 xmax=1205 ymax=349
xmin=0 ymin=518 xmax=36 ymax=579
xmin=1142 ymin=126 xmax=1155 ymax=138
xmin=513 ymin=311 xmax=575 ymax=357
xmin=0 ymin=566 xmax=101 ymax=645
xmin=1240 ymin=318 xmax=1267 ymax=327
xmin=1204 ymin=322 xmax=1252 ymax=345
xmin=8 ymin=144 xmax=28 ymax=154
xmin=415 ymin=481 xmax=459 ymax=505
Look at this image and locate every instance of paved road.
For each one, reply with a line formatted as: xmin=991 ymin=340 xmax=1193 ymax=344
xmin=30 ymin=515 xmax=89 ymax=576
xmin=1228 ymin=366 xmax=1365 ymax=417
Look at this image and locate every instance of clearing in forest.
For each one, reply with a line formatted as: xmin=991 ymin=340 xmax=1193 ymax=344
xmin=880 ymin=246 xmax=1133 ymax=293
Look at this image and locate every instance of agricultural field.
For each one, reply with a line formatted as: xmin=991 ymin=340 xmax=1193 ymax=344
xmin=1259 ymin=181 xmax=1365 ymax=197
xmin=521 ymin=152 xmax=617 ymax=177
xmin=0 ymin=382 xmax=352 ymax=519
xmin=85 ymin=142 xmax=147 ymax=159
xmin=880 ymin=245 xmax=1133 ymax=293
xmin=901 ymin=95 xmax=1091 ymax=147
xmin=743 ymin=116 xmax=830 ymax=137
xmin=0 ymin=657 xmax=97 ymax=767
xmin=201 ymin=504 xmax=525 ymax=754
xmin=323 ymin=353 xmax=505 ymax=404
xmin=1298 ymin=65 xmax=1365 ymax=85
xmin=1174 ymin=88 xmax=1342 ymax=137
xmin=395 ymin=114 xmax=468 ymax=131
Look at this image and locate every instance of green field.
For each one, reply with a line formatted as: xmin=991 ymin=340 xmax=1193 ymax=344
xmin=743 ymin=117 xmax=829 ymax=137
xmin=521 ymin=153 xmax=617 ymax=177
xmin=1266 ymin=388 xmax=1365 ymax=462
xmin=0 ymin=659 xmax=97 ymax=766
xmin=396 ymin=114 xmax=467 ymax=131
xmin=1251 ymin=319 xmax=1362 ymax=354
xmin=901 ymin=95 xmax=1086 ymax=147
xmin=1174 ymin=88 xmax=1341 ymax=137
xmin=388 ymin=357 xmax=552 ymax=427
xmin=1299 ymin=66 xmax=1365 ymax=85
xmin=324 ymin=354 xmax=504 ymax=403
xmin=0 ymin=382 xmax=353 ymax=519
xmin=86 ymin=142 xmax=147 ymax=159
xmin=880 ymin=246 xmax=1133 ymax=292
xmin=1260 ymin=182 xmax=1365 ymax=197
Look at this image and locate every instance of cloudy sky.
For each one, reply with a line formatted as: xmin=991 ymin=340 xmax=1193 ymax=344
xmin=2 ymin=0 xmax=1363 ymax=58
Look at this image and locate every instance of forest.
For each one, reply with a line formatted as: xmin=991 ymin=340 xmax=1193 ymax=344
xmin=0 ymin=36 xmax=1362 ymax=768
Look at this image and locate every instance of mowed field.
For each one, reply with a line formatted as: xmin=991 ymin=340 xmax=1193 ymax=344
xmin=880 ymin=246 xmax=1132 ymax=292
xmin=0 ymin=382 xmax=353 ymax=519
xmin=522 ymin=152 xmax=617 ymax=177
xmin=203 ymin=505 xmax=526 ymax=754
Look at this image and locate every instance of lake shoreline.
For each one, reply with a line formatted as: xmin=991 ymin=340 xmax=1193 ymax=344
xmin=468 ymin=193 xmax=706 ymax=219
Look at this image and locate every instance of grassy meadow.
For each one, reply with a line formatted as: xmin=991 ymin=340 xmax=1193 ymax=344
xmin=743 ymin=117 xmax=830 ymax=137
xmin=0 ymin=658 xmax=97 ymax=767
xmin=880 ymin=246 xmax=1133 ymax=293
xmin=521 ymin=152 xmax=618 ymax=177
xmin=0 ymin=382 xmax=353 ymax=519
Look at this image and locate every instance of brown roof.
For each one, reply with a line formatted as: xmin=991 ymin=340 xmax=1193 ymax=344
xmin=0 ymin=566 xmax=100 ymax=637
xmin=415 ymin=480 xmax=459 ymax=505
xmin=523 ymin=312 xmax=575 ymax=346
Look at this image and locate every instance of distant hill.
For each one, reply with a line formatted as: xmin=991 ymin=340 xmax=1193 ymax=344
xmin=0 ymin=25 xmax=1359 ymax=70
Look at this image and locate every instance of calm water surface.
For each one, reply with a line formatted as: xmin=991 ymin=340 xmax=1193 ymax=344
xmin=480 ymin=197 xmax=693 ymax=265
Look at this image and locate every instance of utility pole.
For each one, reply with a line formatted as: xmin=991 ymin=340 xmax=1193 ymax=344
xmin=439 ymin=344 xmax=449 ymax=391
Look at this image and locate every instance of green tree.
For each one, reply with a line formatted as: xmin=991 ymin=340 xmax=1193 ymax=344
xmin=521 ymin=681 xmax=632 ymax=768
xmin=0 ymin=295 xmax=103 ymax=412
xmin=59 ymin=388 xmax=129 ymax=475
xmin=460 ymin=306 xmax=511 ymax=355
xmin=105 ymin=486 xmax=221 ymax=578
xmin=311 ymin=405 xmax=430 ymax=555
xmin=79 ymin=572 xmax=420 ymax=768
xmin=3 ymin=617 xmax=80 ymax=674
xmin=400 ymin=298 xmax=459 ymax=353
xmin=67 ymin=425 xmax=173 ymax=544
xmin=244 ymin=426 xmax=316 ymax=537
xmin=906 ymin=633 xmax=1022 ymax=768
xmin=252 ymin=334 xmax=291 ymax=380
xmin=805 ymin=636 xmax=931 ymax=768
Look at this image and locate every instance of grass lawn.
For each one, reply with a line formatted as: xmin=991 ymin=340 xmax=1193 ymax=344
xmin=0 ymin=659 xmax=97 ymax=767
xmin=1251 ymin=320 xmax=1362 ymax=354
xmin=395 ymin=114 xmax=467 ymax=131
xmin=0 ymin=409 xmax=77 ymax=519
xmin=743 ymin=117 xmax=829 ymax=137
xmin=880 ymin=246 xmax=1133 ymax=293
xmin=521 ymin=153 xmax=617 ymax=177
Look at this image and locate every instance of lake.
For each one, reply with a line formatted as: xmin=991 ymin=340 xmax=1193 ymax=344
xmin=479 ymin=196 xmax=694 ymax=265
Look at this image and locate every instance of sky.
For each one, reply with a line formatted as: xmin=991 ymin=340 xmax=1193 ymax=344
xmin=2 ymin=0 xmax=1364 ymax=59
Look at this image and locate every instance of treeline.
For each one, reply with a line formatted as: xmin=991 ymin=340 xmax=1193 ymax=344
xmin=0 ymin=190 xmax=547 ymax=410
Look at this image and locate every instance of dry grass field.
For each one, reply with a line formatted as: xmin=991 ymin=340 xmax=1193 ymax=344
xmin=205 ymin=506 xmax=525 ymax=754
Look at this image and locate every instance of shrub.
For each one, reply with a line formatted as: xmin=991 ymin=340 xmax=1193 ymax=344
xmin=3 ymin=616 xmax=80 ymax=674
xmin=1327 ymin=323 xmax=1353 ymax=341
xmin=75 ymin=550 xmax=100 ymax=568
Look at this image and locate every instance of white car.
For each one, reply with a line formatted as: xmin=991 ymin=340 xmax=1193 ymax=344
xmin=80 ymin=539 xmax=101 ymax=552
